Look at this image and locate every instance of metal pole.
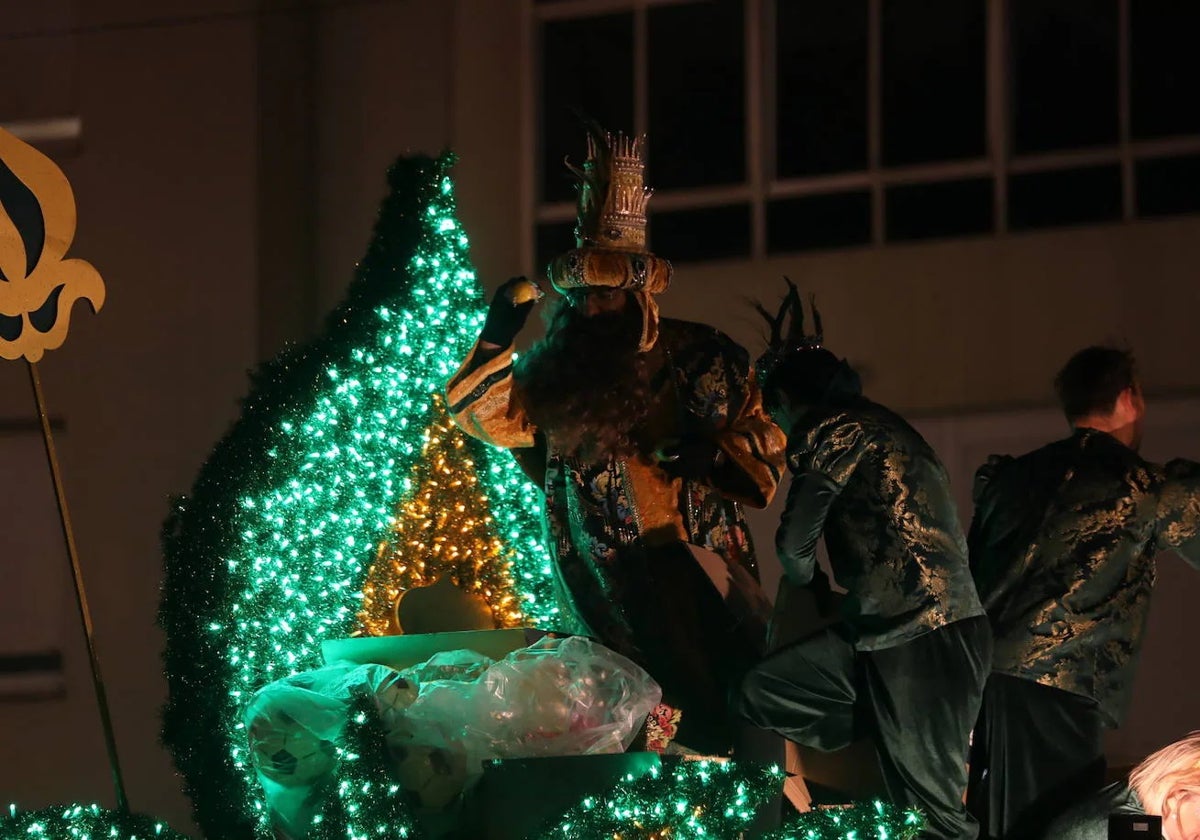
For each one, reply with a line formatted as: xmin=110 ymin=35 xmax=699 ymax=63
xmin=26 ymin=360 xmax=129 ymax=813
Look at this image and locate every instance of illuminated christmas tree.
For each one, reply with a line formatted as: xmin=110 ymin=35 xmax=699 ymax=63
xmin=159 ymin=154 xmax=569 ymax=839
xmin=357 ymin=392 xmax=527 ymax=635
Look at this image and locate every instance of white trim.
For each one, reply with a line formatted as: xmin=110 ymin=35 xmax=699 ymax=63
xmin=866 ymin=0 xmax=884 ymax=245
xmin=533 ymin=0 xmax=697 ymax=20
xmin=537 ymin=183 xmax=754 ymax=222
xmin=0 ymin=117 xmax=82 ymax=145
xmin=987 ymin=0 xmax=1010 ymax=233
xmin=1131 ymin=135 xmax=1200 ymax=160
xmin=1118 ymin=0 xmax=1134 ymax=220
xmin=0 ymin=671 xmax=65 ymax=701
xmin=746 ymin=0 xmax=766 ymax=259
xmin=633 ymin=1 xmax=648 ymax=138
xmin=1008 ymin=147 xmax=1122 ymax=175
xmin=520 ymin=0 xmax=537 ymax=276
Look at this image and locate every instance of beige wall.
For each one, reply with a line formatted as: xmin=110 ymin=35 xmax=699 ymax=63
xmin=661 ymin=220 xmax=1200 ymax=415
xmin=443 ymin=0 xmax=1200 ymax=769
xmin=1 ymin=1 xmax=1197 ymax=834
xmin=0 ymin=2 xmax=259 ymax=834
xmin=0 ymin=2 xmax=460 ymax=833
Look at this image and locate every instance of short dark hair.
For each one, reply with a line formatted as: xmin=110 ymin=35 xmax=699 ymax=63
xmin=1053 ymin=345 xmax=1138 ymax=422
xmin=762 ymin=348 xmax=861 ymax=416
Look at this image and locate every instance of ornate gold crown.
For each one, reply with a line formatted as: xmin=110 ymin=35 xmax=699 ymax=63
xmin=567 ymin=128 xmax=653 ymax=253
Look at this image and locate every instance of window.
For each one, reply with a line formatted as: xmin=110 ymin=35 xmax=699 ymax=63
xmin=531 ymin=0 xmax=1200 ymax=266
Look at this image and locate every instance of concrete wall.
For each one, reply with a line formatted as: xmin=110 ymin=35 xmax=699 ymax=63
xmin=442 ymin=0 xmax=1200 ymax=770
xmin=0 ymin=1 xmax=259 ymax=833
xmin=0 ymin=1 xmax=461 ymax=833
xmin=1 ymin=1 xmax=1197 ymax=834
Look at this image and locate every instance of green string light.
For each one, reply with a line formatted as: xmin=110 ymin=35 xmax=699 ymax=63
xmin=540 ymin=760 xmax=784 ymax=839
xmin=154 ymin=152 xmax=923 ymax=840
xmin=0 ymin=804 xmax=190 ymax=840
xmin=760 ymin=800 xmax=924 ymax=840
xmin=159 ymin=154 xmax=567 ymax=839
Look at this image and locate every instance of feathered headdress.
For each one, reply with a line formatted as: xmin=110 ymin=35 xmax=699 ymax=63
xmin=753 ymin=277 xmax=824 ymax=380
xmin=753 ymin=279 xmax=861 ymax=406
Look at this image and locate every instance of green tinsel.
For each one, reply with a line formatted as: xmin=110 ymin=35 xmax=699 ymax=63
xmin=313 ymin=694 xmax=425 ymax=840
xmin=0 ymin=804 xmax=192 ymax=840
xmin=538 ymin=759 xmax=784 ymax=840
xmin=158 ymin=154 xmax=568 ymax=840
xmin=763 ymin=800 xmax=925 ymax=840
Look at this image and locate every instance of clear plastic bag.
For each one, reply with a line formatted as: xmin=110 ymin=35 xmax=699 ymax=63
xmin=244 ymin=660 xmax=426 ymax=835
xmin=243 ymin=637 xmax=660 ymax=834
xmin=399 ymin=635 xmax=661 ymax=769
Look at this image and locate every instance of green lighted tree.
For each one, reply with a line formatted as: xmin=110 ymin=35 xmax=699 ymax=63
xmin=159 ymin=154 xmax=569 ymax=839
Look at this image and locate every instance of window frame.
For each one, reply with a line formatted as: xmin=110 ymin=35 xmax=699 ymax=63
xmin=524 ymin=0 xmax=1200 ymax=270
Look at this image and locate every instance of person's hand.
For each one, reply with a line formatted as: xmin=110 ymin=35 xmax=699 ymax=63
xmin=654 ymin=436 xmax=724 ymax=481
xmin=479 ymin=277 xmax=541 ymax=347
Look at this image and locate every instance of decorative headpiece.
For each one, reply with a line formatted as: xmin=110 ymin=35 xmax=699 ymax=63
xmin=547 ymin=121 xmax=673 ymax=350
xmin=754 ymin=278 xmax=861 ymax=405
xmin=569 ymin=130 xmax=652 ymax=252
xmin=754 ymin=277 xmax=823 ymax=374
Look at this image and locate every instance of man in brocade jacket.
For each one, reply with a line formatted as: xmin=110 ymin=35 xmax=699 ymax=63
xmin=447 ymin=128 xmax=786 ymax=755
xmin=735 ymin=286 xmax=991 ymax=840
xmin=966 ymin=345 xmax=1200 ymax=838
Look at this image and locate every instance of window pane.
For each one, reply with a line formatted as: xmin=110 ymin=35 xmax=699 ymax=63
xmin=886 ymin=179 xmax=993 ymax=241
xmin=648 ymin=1 xmax=745 ymax=189
xmin=767 ymin=192 xmax=872 ymax=253
xmin=1008 ymin=165 xmax=1121 ymax=230
xmin=1011 ymin=0 xmax=1118 ymax=154
xmin=651 ymin=204 xmax=751 ymax=263
xmin=882 ymin=0 xmax=985 ymax=166
xmin=540 ymin=14 xmax=634 ymax=203
xmin=1136 ymin=155 xmax=1200 ymax=219
xmin=1131 ymin=5 xmax=1200 ymax=139
xmin=776 ymin=1 xmax=868 ymax=177
xmin=535 ymin=221 xmax=576 ymax=276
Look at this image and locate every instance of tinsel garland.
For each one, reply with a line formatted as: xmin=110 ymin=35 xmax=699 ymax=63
xmin=0 ymin=804 xmax=191 ymax=840
xmin=158 ymin=154 xmax=569 ymax=840
xmin=314 ymin=694 xmax=425 ymax=840
xmin=763 ymin=801 xmax=925 ymax=840
xmin=539 ymin=759 xmax=785 ymax=839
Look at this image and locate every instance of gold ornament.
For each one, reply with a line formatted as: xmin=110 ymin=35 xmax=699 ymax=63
xmin=505 ymin=277 xmax=544 ymax=306
xmin=0 ymin=126 xmax=106 ymax=362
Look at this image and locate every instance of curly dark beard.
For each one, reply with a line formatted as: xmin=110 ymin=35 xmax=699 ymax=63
xmin=514 ymin=298 xmax=652 ymax=460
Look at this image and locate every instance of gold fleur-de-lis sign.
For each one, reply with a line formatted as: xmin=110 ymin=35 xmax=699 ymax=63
xmin=0 ymin=126 xmax=127 ymax=810
xmin=0 ymin=125 xmax=106 ymax=362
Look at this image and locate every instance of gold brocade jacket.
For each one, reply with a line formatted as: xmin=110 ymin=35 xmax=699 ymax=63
xmin=969 ymin=428 xmax=1200 ymax=725
xmin=446 ymin=319 xmax=787 ymax=658
xmin=778 ymin=400 xmax=985 ymax=651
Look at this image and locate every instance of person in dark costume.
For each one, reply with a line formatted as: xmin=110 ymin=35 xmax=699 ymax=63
xmin=734 ymin=283 xmax=992 ymax=840
xmin=1040 ymin=731 xmax=1200 ymax=840
xmin=446 ymin=126 xmax=787 ymax=758
xmin=966 ymin=345 xmax=1200 ymax=838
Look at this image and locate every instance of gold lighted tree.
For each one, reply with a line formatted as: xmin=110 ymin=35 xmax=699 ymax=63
xmin=357 ymin=393 xmax=525 ymax=635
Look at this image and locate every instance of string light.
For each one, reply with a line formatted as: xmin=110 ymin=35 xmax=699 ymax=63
xmin=761 ymin=799 xmax=925 ymax=840
xmin=156 ymin=153 xmax=923 ymax=840
xmin=0 ymin=803 xmax=189 ymax=840
xmin=357 ymin=394 xmax=527 ymax=634
xmin=160 ymin=154 xmax=567 ymax=839
xmin=543 ymin=760 xmax=784 ymax=840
